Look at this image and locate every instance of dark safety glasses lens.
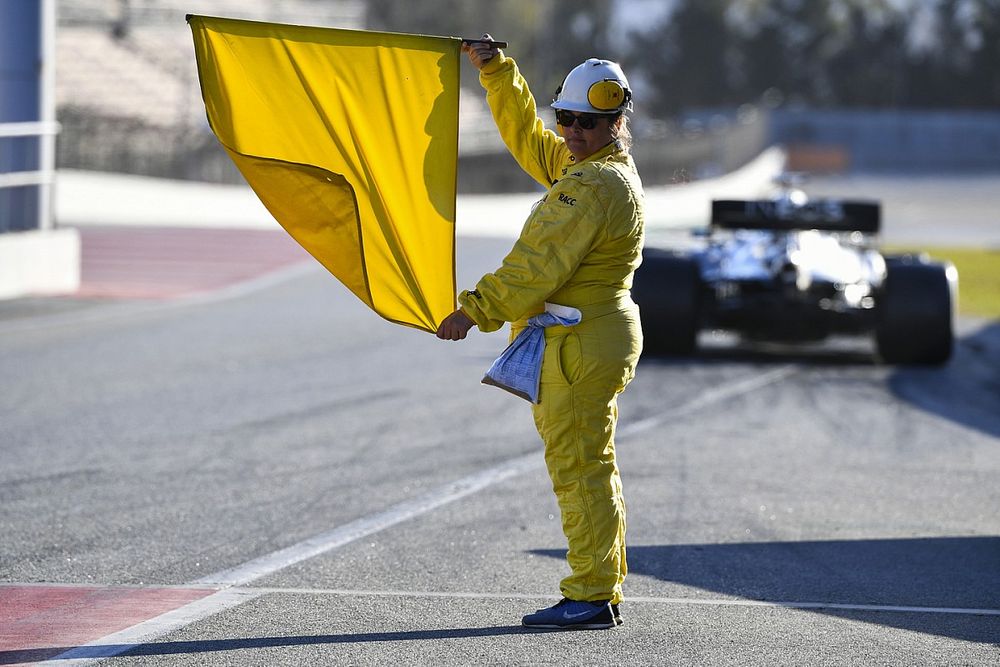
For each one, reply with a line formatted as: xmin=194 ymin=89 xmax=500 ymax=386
xmin=556 ymin=110 xmax=598 ymax=129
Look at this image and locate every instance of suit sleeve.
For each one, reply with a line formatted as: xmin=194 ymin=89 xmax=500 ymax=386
xmin=458 ymin=179 xmax=605 ymax=331
xmin=478 ymin=53 xmax=570 ymax=188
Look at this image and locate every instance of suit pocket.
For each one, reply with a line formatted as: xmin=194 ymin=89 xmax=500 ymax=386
xmin=554 ymin=331 xmax=583 ymax=386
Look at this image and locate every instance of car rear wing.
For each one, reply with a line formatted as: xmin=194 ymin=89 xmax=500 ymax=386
xmin=711 ymin=199 xmax=881 ymax=233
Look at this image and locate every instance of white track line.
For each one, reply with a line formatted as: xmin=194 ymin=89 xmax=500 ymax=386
xmin=617 ymin=364 xmax=798 ymax=439
xmin=246 ymin=587 xmax=1000 ymax=617
xmin=41 ymin=366 xmax=798 ymax=664
xmin=627 ymin=595 xmax=1000 ymax=617
xmin=195 ymin=364 xmax=798 ymax=589
xmin=193 ymin=453 xmax=543 ymax=587
xmin=50 ymin=589 xmax=261 ymax=665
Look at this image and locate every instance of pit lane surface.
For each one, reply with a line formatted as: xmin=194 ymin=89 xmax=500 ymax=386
xmin=2 ymin=235 xmax=998 ymax=665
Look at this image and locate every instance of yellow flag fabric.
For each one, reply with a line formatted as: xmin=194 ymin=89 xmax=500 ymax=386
xmin=188 ymin=15 xmax=459 ymax=332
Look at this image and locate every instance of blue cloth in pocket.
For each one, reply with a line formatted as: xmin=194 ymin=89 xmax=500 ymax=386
xmin=481 ymin=304 xmax=582 ymax=403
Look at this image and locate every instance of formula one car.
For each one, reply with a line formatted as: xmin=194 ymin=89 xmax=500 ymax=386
xmin=632 ymin=180 xmax=957 ymax=364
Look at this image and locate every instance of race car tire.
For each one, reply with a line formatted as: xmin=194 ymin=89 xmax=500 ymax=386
xmin=875 ymin=259 xmax=956 ymax=365
xmin=631 ymin=250 xmax=702 ymax=356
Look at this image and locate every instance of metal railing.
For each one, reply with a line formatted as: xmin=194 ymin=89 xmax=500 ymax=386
xmin=0 ymin=121 xmax=61 ymax=233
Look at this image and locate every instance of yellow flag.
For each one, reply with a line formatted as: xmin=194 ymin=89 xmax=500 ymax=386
xmin=188 ymin=15 xmax=459 ymax=332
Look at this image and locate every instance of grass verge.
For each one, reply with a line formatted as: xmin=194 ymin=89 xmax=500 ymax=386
xmin=886 ymin=246 xmax=999 ymax=319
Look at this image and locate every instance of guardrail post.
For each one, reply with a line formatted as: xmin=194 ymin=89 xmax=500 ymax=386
xmin=0 ymin=0 xmax=78 ymax=299
xmin=0 ymin=0 xmax=56 ymax=233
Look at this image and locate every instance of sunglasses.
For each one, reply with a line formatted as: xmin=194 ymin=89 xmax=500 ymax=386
xmin=555 ymin=110 xmax=611 ymax=130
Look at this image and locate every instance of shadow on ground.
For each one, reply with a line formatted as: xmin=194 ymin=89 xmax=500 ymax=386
xmin=0 ymin=626 xmax=536 ymax=664
xmin=640 ymin=331 xmax=879 ymax=368
xmin=640 ymin=320 xmax=1000 ymax=438
xmin=535 ymin=536 xmax=1000 ymax=643
xmin=887 ymin=320 xmax=1000 ymax=438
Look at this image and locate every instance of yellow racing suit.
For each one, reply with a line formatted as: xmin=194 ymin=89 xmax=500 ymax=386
xmin=458 ymin=53 xmax=644 ymax=606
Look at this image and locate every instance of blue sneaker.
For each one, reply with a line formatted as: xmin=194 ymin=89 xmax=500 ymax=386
xmin=521 ymin=598 xmax=616 ymax=630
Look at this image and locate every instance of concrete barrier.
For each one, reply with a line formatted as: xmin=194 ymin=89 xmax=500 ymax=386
xmin=0 ymin=228 xmax=80 ymax=299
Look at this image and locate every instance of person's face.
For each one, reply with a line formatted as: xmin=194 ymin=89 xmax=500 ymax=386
xmin=556 ymin=110 xmax=615 ymax=161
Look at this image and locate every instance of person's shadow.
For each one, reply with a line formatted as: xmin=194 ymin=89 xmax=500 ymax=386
xmin=0 ymin=626 xmax=537 ymax=664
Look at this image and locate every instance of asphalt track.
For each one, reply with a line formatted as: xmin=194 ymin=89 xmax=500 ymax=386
xmin=3 ymin=189 xmax=1000 ymax=664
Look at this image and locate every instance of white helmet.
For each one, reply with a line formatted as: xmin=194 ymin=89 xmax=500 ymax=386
xmin=551 ymin=58 xmax=633 ymax=114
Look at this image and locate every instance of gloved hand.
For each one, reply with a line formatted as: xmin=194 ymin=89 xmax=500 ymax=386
xmin=436 ymin=309 xmax=476 ymax=340
xmin=461 ymin=33 xmax=500 ymax=70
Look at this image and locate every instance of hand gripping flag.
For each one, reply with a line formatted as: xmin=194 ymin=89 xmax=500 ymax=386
xmin=188 ymin=15 xmax=459 ymax=332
